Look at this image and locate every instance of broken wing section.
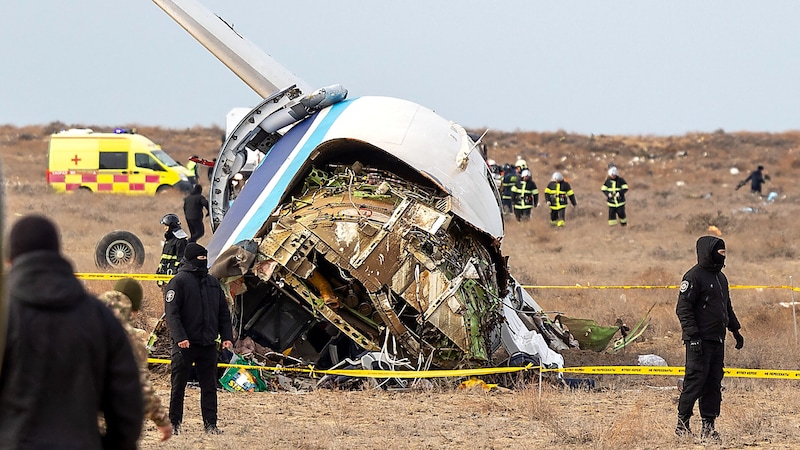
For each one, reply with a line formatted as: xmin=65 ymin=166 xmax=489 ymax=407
xmin=152 ymin=0 xmax=312 ymax=97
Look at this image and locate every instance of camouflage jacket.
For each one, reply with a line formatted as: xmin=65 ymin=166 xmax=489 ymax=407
xmin=99 ymin=290 xmax=170 ymax=427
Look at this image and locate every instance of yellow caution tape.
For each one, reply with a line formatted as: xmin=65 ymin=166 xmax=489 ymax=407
xmin=147 ymin=358 xmax=533 ymax=378
xmin=541 ymin=365 xmax=684 ymax=375
xmin=524 ymin=284 xmax=800 ymax=291
xmin=76 ymin=273 xmax=173 ymax=282
xmin=724 ymin=368 xmax=800 ymax=379
xmin=541 ymin=365 xmax=800 ymax=379
xmin=145 ymin=358 xmax=800 ymax=381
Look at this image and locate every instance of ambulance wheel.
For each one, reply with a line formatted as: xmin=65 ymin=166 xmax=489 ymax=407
xmin=95 ymin=230 xmax=145 ymax=269
xmin=156 ymin=185 xmax=172 ymax=194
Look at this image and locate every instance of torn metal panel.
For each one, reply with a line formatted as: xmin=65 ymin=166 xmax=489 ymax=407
xmin=369 ymin=290 xmax=421 ymax=354
xmin=284 ymin=273 xmax=380 ymax=352
xmin=212 ymin=163 xmax=515 ymax=368
xmin=258 ymin=219 xmax=316 ymax=279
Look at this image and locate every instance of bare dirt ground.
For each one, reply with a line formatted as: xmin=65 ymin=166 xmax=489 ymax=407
xmin=3 ymin=123 xmax=800 ymax=449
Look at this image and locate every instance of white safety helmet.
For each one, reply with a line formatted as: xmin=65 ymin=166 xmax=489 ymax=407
xmin=608 ymin=166 xmax=618 ymax=177
xmin=515 ymin=159 xmax=528 ymax=170
xmin=552 ymin=172 xmax=564 ymax=182
xmin=521 ymin=169 xmax=531 ymax=178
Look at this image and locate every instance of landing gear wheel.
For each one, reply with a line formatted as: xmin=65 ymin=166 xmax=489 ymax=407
xmin=94 ymin=230 xmax=145 ymax=269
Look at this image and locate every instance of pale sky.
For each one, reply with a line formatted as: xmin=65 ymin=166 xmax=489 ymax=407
xmin=2 ymin=1 xmax=799 ymax=135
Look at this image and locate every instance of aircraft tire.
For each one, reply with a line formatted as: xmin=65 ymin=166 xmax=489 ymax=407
xmin=95 ymin=230 xmax=146 ymax=269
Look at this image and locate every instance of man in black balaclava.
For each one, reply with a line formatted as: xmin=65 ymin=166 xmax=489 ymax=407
xmin=675 ymin=236 xmax=744 ymax=440
xmin=164 ymin=243 xmax=233 ymax=435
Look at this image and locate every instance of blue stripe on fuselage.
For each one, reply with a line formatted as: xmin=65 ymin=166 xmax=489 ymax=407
xmin=207 ymin=100 xmax=353 ymax=263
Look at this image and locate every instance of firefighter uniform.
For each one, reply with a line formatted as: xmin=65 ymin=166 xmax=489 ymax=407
xmin=500 ymin=165 xmax=518 ymax=214
xmin=544 ymin=172 xmax=577 ymax=227
xmin=601 ymin=167 xmax=628 ymax=226
xmin=157 ymin=214 xmax=188 ymax=289
xmin=511 ymin=170 xmax=538 ymax=221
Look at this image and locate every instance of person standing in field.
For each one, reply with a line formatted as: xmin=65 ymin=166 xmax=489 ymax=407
xmin=544 ymin=172 xmax=577 ymax=227
xmin=500 ymin=163 xmax=518 ymax=215
xmin=157 ymin=213 xmax=188 ymax=290
xmin=165 ymin=243 xmax=233 ymax=435
xmin=601 ymin=166 xmax=629 ymax=227
xmin=0 ymin=215 xmax=143 ymax=449
xmin=735 ymin=165 xmax=770 ymax=195
xmin=675 ymin=235 xmax=744 ymax=440
xmin=183 ymin=184 xmax=210 ymax=243
xmin=511 ymin=169 xmax=538 ymax=221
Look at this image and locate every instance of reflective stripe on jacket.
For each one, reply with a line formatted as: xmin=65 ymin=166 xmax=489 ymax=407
xmin=601 ymin=176 xmax=628 ymax=207
xmin=511 ymin=179 xmax=539 ymax=210
xmin=544 ymin=181 xmax=576 ymax=210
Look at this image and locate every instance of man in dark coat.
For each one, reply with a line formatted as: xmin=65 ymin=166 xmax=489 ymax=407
xmin=675 ymin=235 xmax=744 ymax=440
xmin=183 ymin=184 xmax=210 ymax=243
xmin=736 ymin=165 xmax=770 ymax=195
xmin=0 ymin=215 xmax=143 ymax=449
xmin=165 ymin=243 xmax=233 ymax=435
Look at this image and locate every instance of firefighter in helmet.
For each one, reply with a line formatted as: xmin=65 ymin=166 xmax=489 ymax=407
xmin=156 ymin=214 xmax=188 ymax=289
xmin=500 ymin=164 xmax=518 ymax=215
xmin=601 ymin=166 xmax=629 ymax=226
xmin=511 ymin=169 xmax=539 ymax=221
xmin=544 ymin=172 xmax=577 ymax=227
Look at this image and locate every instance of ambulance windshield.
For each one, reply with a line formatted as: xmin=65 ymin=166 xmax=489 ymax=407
xmin=152 ymin=150 xmax=179 ymax=167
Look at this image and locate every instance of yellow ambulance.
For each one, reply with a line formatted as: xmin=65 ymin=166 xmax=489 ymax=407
xmin=47 ymin=128 xmax=195 ymax=195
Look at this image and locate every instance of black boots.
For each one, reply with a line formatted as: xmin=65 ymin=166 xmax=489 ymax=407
xmin=701 ymin=417 xmax=721 ymax=441
xmin=677 ymin=416 xmax=721 ymax=441
xmin=204 ymin=423 xmax=223 ymax=435
xmin=675 ymin=415 xmax=692 ymax=436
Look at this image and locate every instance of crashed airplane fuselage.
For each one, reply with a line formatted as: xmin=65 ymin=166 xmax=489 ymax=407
xmin=154 ymin=0 xmax=571 ymax=372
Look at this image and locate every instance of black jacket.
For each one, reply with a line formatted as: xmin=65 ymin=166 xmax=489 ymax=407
xmin=157 ymin=230 xmax=188 ymax=280
xmin=501 ymin=172 xmax=518 ymax=200
xmin=183 ymin=187 xmax=209 ymax=221
xmin=601 ymin=176 xmax=628 ymax=207
xmin=0 ymin=251 xmax=143 ymax=449
xmin=165 ymin=263 xmax=233 ymax=346
xmin=511 ymin=178 xmax=539 ymax=209
xmin=743 ymin=169 xmax=766 ymax=192
xmin=676 ymin=236 xmax=741 ymax=342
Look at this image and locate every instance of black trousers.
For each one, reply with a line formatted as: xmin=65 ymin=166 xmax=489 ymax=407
xmin=186 ymin=219 xmax=205 ymax=243
xmin=549 ymin=207 xmax=566 ymax=225
xmin=169 ymin=344 xmax=219 ymax=427
xmin=501 ymin=197 xmax=513 ymax=214
xmin=607 ymin=204 xmax=627 ymax=225
xmin=513 ymin=207 xmax=532 ymax=221
xmin=678 ymin=340 xmax=724 ymax=419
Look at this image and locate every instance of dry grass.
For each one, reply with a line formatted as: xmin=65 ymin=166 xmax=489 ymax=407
xmin=3 ymin=124 xmax=800 ymax=449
